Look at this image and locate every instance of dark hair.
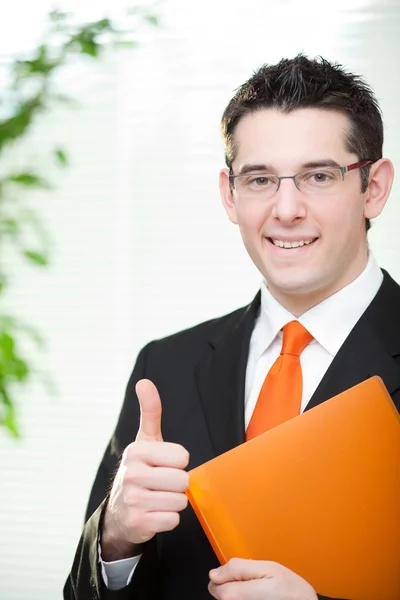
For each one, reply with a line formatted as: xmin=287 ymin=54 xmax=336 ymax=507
xmin=221 ymin=54 xmax=384 ymax=232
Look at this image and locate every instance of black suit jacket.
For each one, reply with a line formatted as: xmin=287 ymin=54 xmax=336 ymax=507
xmin=64 ymin=270 xmax=400 ymax=600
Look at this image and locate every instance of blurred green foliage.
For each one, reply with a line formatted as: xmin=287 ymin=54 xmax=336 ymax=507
xmin=0 ymin=7 xmax=158 ymax=437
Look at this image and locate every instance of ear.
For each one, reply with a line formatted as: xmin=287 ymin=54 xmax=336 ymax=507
xmin=363 ymin=158 xmax=394 ymax=220
xmin=219 ymin=168 xmax=239 ymax=224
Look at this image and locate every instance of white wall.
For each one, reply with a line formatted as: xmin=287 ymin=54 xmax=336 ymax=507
xmin=1 ymin=0 xmax=399 ymax=598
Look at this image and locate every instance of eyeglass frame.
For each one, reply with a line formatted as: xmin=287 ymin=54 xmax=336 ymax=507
xmin=228 ymin=159 xmax=373 ymax=195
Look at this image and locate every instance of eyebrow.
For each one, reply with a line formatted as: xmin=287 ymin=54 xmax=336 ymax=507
xmin=237 ymin=159 xmax=341 ymax=175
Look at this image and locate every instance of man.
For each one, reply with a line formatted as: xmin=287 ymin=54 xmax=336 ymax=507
xmin=64 ymin=55 xmax=397 ymax=600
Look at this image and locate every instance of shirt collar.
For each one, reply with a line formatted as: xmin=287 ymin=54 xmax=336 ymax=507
xmin=254 ymin=253 xmax=383 ymax=359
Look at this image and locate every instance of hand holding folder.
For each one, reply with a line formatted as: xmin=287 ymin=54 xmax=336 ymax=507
xmin=186 ymin=377 xmax=400 ymax=600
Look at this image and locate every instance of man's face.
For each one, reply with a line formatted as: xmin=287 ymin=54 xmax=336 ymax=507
xmin=220 ymin=108 xmax=384 ymax=314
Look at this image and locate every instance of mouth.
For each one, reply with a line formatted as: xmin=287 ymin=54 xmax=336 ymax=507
xmin=266 ymin=237 xmax=319 ymax=249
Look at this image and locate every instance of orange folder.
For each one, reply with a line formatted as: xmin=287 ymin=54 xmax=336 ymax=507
xmin=186 ymin=376 xmax=400 ymax=600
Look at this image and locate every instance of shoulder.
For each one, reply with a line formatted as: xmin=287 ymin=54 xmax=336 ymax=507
xmin=364 ymin=269 xmax=400 ymax=346
xmin=381 ymin=269 xmax=400 ymax=290
xmin=374 ymin=269 xmax=400 ymax=307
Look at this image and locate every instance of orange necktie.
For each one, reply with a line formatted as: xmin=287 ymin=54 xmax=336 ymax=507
xmin=246 ymin=320 xmax=313 ymax=441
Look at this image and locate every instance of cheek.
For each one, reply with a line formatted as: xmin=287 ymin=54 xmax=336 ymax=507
xmin=236 ymin=203 xmax=268 ymax=238
xmin=316 ymin=198 xmax=363 ymax=241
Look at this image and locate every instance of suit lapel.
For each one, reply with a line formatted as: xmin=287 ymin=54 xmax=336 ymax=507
xmin=195 ymin=293 xmax=260 ymax=457
xmin=306 ymin=270 xmax=400 ymax=412
xmin=305 ymin=321 xmax=400 ymax=412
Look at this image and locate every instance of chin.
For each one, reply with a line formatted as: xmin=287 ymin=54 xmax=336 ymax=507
xmin=266 ymin=272 xmax=311 ymax=291
xmin=266 ymin=275 xmax=324 ymax=299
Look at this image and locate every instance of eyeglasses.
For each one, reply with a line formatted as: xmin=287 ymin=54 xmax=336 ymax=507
xmin=229 ymin=160 xmax=373 ymax=199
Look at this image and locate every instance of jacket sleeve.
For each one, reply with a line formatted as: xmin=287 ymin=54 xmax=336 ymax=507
xmin=63 ymin=343 xmax=160 ymax=600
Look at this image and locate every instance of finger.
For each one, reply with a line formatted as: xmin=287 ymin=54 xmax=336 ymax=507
xmin=127 ymin=441 xmax=190 ymax=470
xmin=209 ymin=579 xmax=270 ymax=599
xmin=208 ymin=580 xmax=219 ymax=599
xmin=125 ymin=489 xmax=188 ymax=512
xmin=209 ymin=558 xmax=275 ymax=584
xmin=141 ymin=511 xmax=181 ymax=534
xmin=136 ymin=379 xmax=163 ymax=442
xmin=208 ymin=581 xmax=241 ymax=600
xmin=133 ymin=465 xmax=190 ymax=492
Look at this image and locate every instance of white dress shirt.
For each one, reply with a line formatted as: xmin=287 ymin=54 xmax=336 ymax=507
xmin=102 ymin=253 xmax=383 ymax=590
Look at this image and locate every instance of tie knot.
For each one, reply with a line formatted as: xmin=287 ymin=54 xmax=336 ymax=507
xmin=281 ymin=320 xmax=313 ymax=356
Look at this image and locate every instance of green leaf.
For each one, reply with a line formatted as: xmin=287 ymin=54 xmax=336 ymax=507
xmin=48 ymin=9 xmax=70 ymax=23
xmin=0 ymin=96 xmax=43 ymax=152
xmin=13 ymin=45 xmax=61 ymax=80
xmin=0 ymin=219 xmax=19 ymax=237
xmin=13 ymin=357 xmax=30 ymax=381
xmin=0 ymin=315 xmax=45 ymax=347
xmin=0 ymin=331 xmax=15 ymax=357
xmin=8 ymin=173 xmax=51 ymax=188
xmin=0 ymin=332 xmax=30 ymax=382
xmin=91 ymin=18 xmax=113 ymax=33
xmin=67 ymin=38 xmax=99 ymax=57
xmin=114 ymin=40 xmax=139 ymax=50
xmin=55 ymin=148 xmax=68 ymax=166
xmin=0 ymin=396 xmax=20 ymax=438
xmin=81 ymin=41 xmax=100 ymax=57
xmin=23 ymin=250 xmax=48 ymax=266
xmin=145 ymin=15 xmax=159 ymax=26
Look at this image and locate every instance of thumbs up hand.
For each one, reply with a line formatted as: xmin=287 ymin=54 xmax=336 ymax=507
xmin=101 ymin=380 xmax=190 ymax=561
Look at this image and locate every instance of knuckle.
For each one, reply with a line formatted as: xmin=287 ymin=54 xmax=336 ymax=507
xmin=124 ymin=463 xmax=145 ymax=486
xmin=180 ymin=447 xmax=190 ymax=467
xmin=122 ymin=442 xmax=137 ymax=461
xmin=123 ymin=488 xmax=140 ymax=507
xmin=228 ymin=557 xmax=241 ymax=570
xmin=126 ymin=440 xmax=152 ymax=462
xmin=145 ymin=511 xmax=180 ymax=535
xmin=267 ymin=560 xmax=281 ymax=572
xmin=178 ymin=470 xmax=190 ymax=491
xmin=126 ymin=512 xmax=141 ymax=533
xmin=179 ymin=493 xmax=189 ymax=510
xmin=131 ymin=440 xmax=147 ymax=460
xmin=164 ymin=512 xmax=180 ymax=531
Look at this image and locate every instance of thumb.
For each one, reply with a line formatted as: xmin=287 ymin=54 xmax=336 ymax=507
xmin=209 ymin=559 xmax=273 ymax=583
xmin=136 ymin=379 xmax=163 ymax=442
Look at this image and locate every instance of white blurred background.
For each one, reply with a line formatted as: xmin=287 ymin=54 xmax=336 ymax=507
xmin=0 ymin=0 xmax=399 ymax=597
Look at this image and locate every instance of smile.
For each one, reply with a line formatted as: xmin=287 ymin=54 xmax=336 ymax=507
xmin=268 ymin=238 xmax=318 ymax=248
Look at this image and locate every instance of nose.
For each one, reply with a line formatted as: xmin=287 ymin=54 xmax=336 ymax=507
xmin=270 ymin=178 xmax=307 ymax=224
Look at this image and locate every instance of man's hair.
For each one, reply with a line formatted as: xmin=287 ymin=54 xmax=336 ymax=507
xmin=221 ymin=54 xmax=384 ymax=231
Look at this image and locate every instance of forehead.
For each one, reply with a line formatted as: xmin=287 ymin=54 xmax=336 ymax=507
xmin=233 ymin=108 xmax=354 ymax=169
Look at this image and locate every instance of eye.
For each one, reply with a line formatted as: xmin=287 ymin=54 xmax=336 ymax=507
xmin=246 ymin=175 xmax=275 ymax=187
xmin=309 ymin=172 xmax=333 ymax=183
xmin=303 ymin=169 xmax=341 ymax=186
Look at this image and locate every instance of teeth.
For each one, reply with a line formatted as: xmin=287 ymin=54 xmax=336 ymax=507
xmin=272 ymin=239 xmax=315 ymax=248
